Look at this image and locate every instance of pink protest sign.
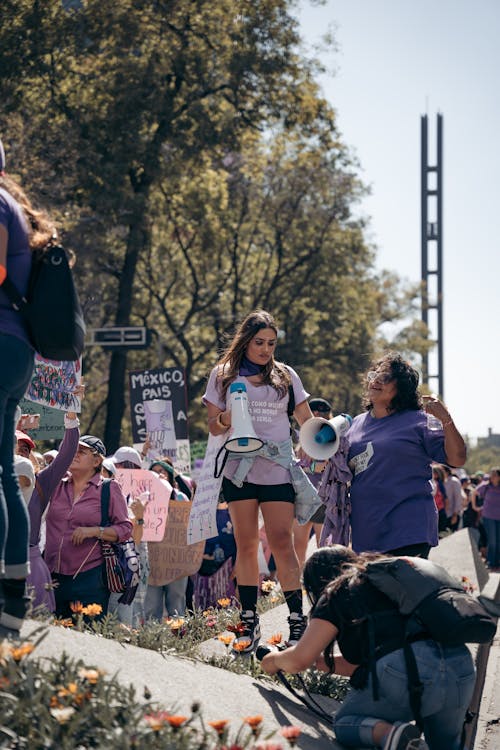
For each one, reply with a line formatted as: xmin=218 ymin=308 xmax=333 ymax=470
xmin=114 ymin=469 xmax=171 ymax=542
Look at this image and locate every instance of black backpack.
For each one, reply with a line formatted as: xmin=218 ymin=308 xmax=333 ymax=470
xmin=362 ymin=556 xmax=496 ymax=731
xmin=3 ymin=242 xmax=85 ymax=361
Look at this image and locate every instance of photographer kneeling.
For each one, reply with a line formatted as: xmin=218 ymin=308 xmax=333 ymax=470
xmin=260 ymin=546 xmax=475 ymax=750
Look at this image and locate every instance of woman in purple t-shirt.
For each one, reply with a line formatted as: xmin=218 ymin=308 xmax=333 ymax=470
xmin=475 ymin=468 xmax=500 ymax=570
xmin=203 ymin=310 xmax=314 ymax=654
xmin=0 ymin=139 xmax=57 ymax=637
xmin=347 ymin=353 xmax=466 ymax=558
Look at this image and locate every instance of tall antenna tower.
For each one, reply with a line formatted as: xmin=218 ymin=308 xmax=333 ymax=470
xmin=421 ymin=113 xmax=444 ymax=398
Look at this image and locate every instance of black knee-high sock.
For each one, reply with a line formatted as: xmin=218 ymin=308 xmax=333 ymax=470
xmin=283 ymin=588 xmax=303 ymax=615
xmin=238 ymin=585 xmax=258 ymax=614
xmin=0 ymin=578 xmax=29 ymax=634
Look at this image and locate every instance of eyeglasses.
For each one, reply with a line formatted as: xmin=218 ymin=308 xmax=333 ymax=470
xmin=366 ymin=370 xmax=394 ymax=385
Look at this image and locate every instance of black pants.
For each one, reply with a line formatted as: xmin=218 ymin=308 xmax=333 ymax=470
xmin=53 ymin=564 xmax=109 ymax=619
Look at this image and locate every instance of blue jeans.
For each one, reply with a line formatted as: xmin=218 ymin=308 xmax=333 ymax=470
xmin=144 ymin=577 xmax=188 ymax=620
xmin=0 ymin=333 xmax=34 ymax=577
xmin=482 ymin=517 xmax=500 ymax=567
xmin=333 ymin=641 xmax=475 ymax=750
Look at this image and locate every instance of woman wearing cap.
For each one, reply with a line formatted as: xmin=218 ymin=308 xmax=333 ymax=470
xmin=346 ymin=352 xmax=466 ymax=557
xmin=0 ymin=138 xmax=57 ymax=636
xmin=13 ymin=411 xmax=81 ymax=615
xmin=42 ymin=434 xmax=132 ymax=617
xmin=204 ymin=309 xmax=317 ymax=653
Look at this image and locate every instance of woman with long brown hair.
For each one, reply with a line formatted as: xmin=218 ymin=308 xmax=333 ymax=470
xmin=204 ymin=310 xmax=316 ymax=653
xmin=0 ymin=138 xmax=56 ymax=637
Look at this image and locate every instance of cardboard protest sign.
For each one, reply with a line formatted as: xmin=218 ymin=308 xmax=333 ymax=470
xmin=25 ymin=356 xmax=82 ymax=412
xmin=187 ymin=433 xmax=225 ymax=544
xmin=144 ymin=399 xmax=177 ymax=459
xmin=114 ymin=469 xmax=171 ymax=542
xmin=18 ymin=399 xmax=65 ymax=440
xmin=129 ymin=367 xmax=190 ymax=470
xmin=148 ymin=500 xmax=205 ymax=586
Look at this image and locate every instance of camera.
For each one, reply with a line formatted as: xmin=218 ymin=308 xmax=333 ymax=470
xmin=255 ymin=645 xmax=272 ymax=662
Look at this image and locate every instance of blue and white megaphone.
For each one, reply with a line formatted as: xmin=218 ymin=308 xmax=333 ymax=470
xmin=224 ymin=382 xmax=264 ymax=453
xmin=299 ymin=413 xmax=352 ymax=460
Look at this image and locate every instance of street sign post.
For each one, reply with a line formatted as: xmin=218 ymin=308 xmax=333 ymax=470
xmin=89 ymin=326 xmax=151 ymax=349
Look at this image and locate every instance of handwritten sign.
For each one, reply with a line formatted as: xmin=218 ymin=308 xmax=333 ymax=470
xmin=187 ymin=433 xmax=225 ymax=545
xmin=18 ymin=399 xmax=65 ymax=440
xmin=114 ymin=469 xmax=171 ymax=542
xmin=25 ymin=356 xmax=82 ymax=412
xmin=144 ymin=399 xmax=177 ymax=459
xmin=148 ymin=500 xmax=205 ymax=586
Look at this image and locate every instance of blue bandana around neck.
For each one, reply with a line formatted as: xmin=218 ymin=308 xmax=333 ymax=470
xmin=239 ymin=354 xmax=266 ymax=376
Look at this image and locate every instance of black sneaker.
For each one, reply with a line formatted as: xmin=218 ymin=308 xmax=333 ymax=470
xmin=286 ymin=612 xmax=307 ymax=646
xmin=232 ymin=610 xmax=261 ymax=654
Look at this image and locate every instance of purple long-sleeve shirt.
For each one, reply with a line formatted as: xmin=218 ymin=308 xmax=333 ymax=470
xmin=29 ymin=426 xmax=80 ymax=546
xmin=42 ymin=450 xmax=132 ymax=576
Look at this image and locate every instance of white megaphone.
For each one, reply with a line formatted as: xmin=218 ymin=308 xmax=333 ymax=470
xmin=224 ymin=382 xmax=264 ymax=453
xmin=299 ymin=413 xmax=353 ymax=460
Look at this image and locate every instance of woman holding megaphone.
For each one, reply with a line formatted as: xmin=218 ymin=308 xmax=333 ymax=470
xmin=204 ymin=309 xmax=317 ymax=654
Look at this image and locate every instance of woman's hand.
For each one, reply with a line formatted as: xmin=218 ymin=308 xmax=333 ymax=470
xmin=261 ymin=651 xmax=280 ymax=675
xmin=422 ymin=394 xmax=451 ymax=423
xmin=130 ymin=498 xmax=145 ymax=520
xmin=72 ymin=526 xmax=97 ymax=545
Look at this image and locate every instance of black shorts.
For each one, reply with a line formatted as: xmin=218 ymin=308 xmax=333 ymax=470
xmin=222 ymin=477 xmax=295 ymax=504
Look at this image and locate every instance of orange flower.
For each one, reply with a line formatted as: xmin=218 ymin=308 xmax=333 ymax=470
xmin=218 ymin=633 xmax=235 ymax=645
xmin=208 ymin=719 xmax=230 ymax=735
xmin=54 ymin=618 xmax=74 ymax=628
xmin=167 ymin=618 xmax=185 ymax=632
xmin=81 ymin=603 xmax=103 ymax=617
xmin=280 ymin=725 xmax=301 ymax=745
xmin=243 ymin=715 xmax=263 ymax=730
xmin=70 ymin=601 xmax=84 ymax=614
xmin=77 ymin=668 xmax=102 ymax=684
xmin=10 ymin=643 xmax=35 ymax=661
xmin=217 ymin=597 xmax=231 ymax=608
xmin=227 ymin=622 xmax=246 ymax=635
xmin=232 ymin=639 xmax=252 ymax=652
xmin=267 ymin=633 xmax=283 ymax=646
xmin=166 ymin=715 xmax=188 ymax=729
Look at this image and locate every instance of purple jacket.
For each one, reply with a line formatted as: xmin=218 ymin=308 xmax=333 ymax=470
xmin=29 ymin=426 xmax=80 ymax=546
xmin=43 ymin=455 xmax=132 ymax=576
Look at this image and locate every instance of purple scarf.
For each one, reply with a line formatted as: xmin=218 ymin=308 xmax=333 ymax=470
xmin=239 ymin=354 xmax=265 ymax=377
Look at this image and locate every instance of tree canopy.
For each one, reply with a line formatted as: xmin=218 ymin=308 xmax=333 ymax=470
xmin=0 ymin=0 xmax=427 ymax=448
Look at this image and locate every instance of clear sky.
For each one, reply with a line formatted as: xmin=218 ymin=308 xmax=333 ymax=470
xmin=296 ymin=0 xmax=499 ymax=444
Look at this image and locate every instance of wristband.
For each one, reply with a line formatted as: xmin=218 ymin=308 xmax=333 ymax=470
xmin=136 ymin=518 xmax=145 ymax=526
xmin=64 ymin=414 xmax=80 ymax=429
xmin=98 ymin=526 xmax=105 ymax=539
xmin=441 ymin=419 xmax=454 ymax=429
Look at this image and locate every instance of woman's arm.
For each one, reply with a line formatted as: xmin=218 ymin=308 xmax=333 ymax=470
xmin=206 ymin=400 xmax=232 ymax=437
xmin=36 ymin=415 xmax=80 ymax=511
xmin=261 ymin=617 xmax=338 ymax=675
xmin=422 ymin=395 xmax=466 ymax=467
xmin=293 ymin=400 xmax=314 ymax=428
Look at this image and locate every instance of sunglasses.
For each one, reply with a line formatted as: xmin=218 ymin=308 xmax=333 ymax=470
xmin=366 ymin=370 xmax=394 ymax=385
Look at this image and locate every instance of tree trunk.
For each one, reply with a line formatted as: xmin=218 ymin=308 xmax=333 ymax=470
xmin=104 ymin=210 xmax=149 ymax=453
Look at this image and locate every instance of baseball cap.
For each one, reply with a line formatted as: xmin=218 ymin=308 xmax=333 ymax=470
xmin=112 ymin=446 xmax=142 ymax=467
xmin=308 ymin=398 xmax=333 ymax=414
xmin=14 ymin=455 xmax=35 ymax=487
xmin=79 ymin=435 xmax=106 ymax=456
xmin=149 ymin=460 xmax=175 ymax=477
xmin=44 ymin=449 xmax=58 ymax=460
xmin=15 ymin=430 xmax=36 ymax=451
xmin=102 ymin=458 xmax=117 ymax=476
